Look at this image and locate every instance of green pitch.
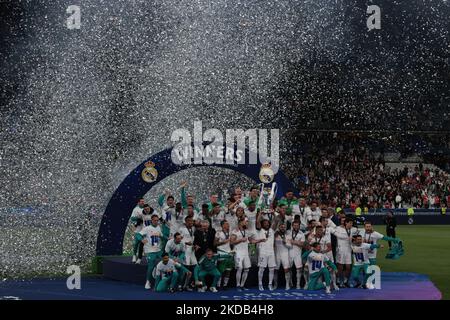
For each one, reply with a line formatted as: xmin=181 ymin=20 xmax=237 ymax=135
xmin=374 ymin=225 xmax=450 ymax=300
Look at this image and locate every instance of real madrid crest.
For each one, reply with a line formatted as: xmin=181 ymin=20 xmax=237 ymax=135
xmin=141 ymin=161 xmax=158 ymax=183
xmin=259 ymin=163 xmax=275 ymax=184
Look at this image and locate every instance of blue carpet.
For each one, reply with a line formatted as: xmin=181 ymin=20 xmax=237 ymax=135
xmin=0 ymin=272 xmax=441 ymax=300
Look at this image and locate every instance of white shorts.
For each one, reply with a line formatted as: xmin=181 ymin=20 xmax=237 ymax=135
xmin=184 ymin=246 xmax=197 ymax=265
xmin=289 ymin=253 xmax=302 ymax=268
xmin=235 ymin=253 xmax=251 ymax=269
xmin=325 ymin=251 xmax=334 ymax=263
xmin=258 ymin=253 xmax=276 ymax=268
xmin=336 ymin=248 xmax=352 ymax=264
xmin=276 ymin=252 xmax=290 ymax=269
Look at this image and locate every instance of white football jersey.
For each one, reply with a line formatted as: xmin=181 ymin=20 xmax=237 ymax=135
xmin=231 ymin=228 xmax=253 ymax=255
xmin=274 ymin=232 xmax=291 ymax=255
xmin=351 ymin=243 xmax=373 ymax=266
xmin=359 ymin=230 xmax=384 ymax=258
xmin=288 ymin=229 xmax=305 ymax=255
xmin=178 ymin=225 xmax=195 ymax=245
xmin=307 ymin=251 xmax=331 ymax=274
xmin=154 ymin=259 xmax=181 ymax=278
xmin=244 ymin=208 xmax=258 ymax=231
xmin=165 ymin=239 xmax=186 ymax=261
xmin=331 ymin=226 xmax=359 ymax=250
xmin=255 ymin=228 xmax=275 ymax=256
xmin=139 ymin=225 xmax=162 ymax=253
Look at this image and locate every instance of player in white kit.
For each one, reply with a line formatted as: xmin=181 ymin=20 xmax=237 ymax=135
xmin=331 ymin=217 xmax=360 ymax=287
xmin=210 ymin=203 xmax=226 ymax=232
xmin=165 ymin=232 xmax=186 ymax=263
xmin=130 ymin=199 xmax=145 ymax=263
xmin=158 ymin=193 xmax=177 ymax=252
xmin=308 ymin=225 xmax=338 ymax=290
xmin=230 ymin=219 xmax=257 ymax=290
xmin=359 ymin=220 xmax=399 ymax=265
xmin=306 ymin=201 xmax=321 ymax=223
xmin=214 ymin=220 xmax=234 ymax=290
xmin=178 ymin=216 xmax=197 ymax=290
xmin=153 ymin=253 xmax=191 ymax=293
xmin=350 ymin=235 xmax=382 ymax=289
xmin=254 ymin=217 xmax=276 ymax=291
xmin=288 ymin=220 xmax=305 ymax=289
xmin=136 ymin=214 xmax=163 ymax=289
xmin=302 ymin=242 xmax=337 ymax=294
xmin=244 ymin=201 xmax=258 ymax=233
xmin=274 ymin=223 xmax=292 ymax=290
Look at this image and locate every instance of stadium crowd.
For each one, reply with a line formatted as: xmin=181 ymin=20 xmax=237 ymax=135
xmin=289 ymin=133 xmax=450 ymax=210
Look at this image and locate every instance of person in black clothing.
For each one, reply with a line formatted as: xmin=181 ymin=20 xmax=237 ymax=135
xmin=384 ymin=211 xmax=397 ymax=249
xmin=200 ymin=203 xmax=210 ymax=221
xmin=193 ymin=219 xmax=216 ymax=260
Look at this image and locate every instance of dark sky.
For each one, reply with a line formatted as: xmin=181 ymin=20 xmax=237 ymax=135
xmin=1 ymin=1 xmax=449 ymax=132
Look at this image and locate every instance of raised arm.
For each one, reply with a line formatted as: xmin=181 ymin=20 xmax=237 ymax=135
xmin=330 ymin=228 xmax=349 ymax=240
xmin=256 ymin=211 xmax=263 ymax=230
xmin=158 ymin=194 xmax=166 ymax=207
xmin=180 ymin=181 xmax=188 ymax=209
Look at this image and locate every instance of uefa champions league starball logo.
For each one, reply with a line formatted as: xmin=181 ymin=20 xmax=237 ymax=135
xmin=259 ymin=163 xmax=275 ymax=184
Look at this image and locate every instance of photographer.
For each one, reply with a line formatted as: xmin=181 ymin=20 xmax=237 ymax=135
xmin=384 ymin=211 xmax=397 ymax=249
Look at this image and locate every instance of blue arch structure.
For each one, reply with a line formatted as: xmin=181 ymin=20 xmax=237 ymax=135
xmin=96 ymin=147 xmax=296 ymax=255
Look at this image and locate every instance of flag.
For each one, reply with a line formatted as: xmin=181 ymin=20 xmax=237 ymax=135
xmin=385 ymin=240 xmax=404 ymax=260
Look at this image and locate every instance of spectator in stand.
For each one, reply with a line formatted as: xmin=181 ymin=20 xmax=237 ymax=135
xmin=291 ymin=133 xmax=449 ymax=210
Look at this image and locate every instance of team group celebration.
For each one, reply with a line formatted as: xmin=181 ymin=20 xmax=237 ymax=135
xmin=129 ymin=181 xmax=402 ymax=294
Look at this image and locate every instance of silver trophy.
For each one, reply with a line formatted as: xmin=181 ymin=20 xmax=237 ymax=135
xmin=258 ymin=182 xmax=277 ymax=212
